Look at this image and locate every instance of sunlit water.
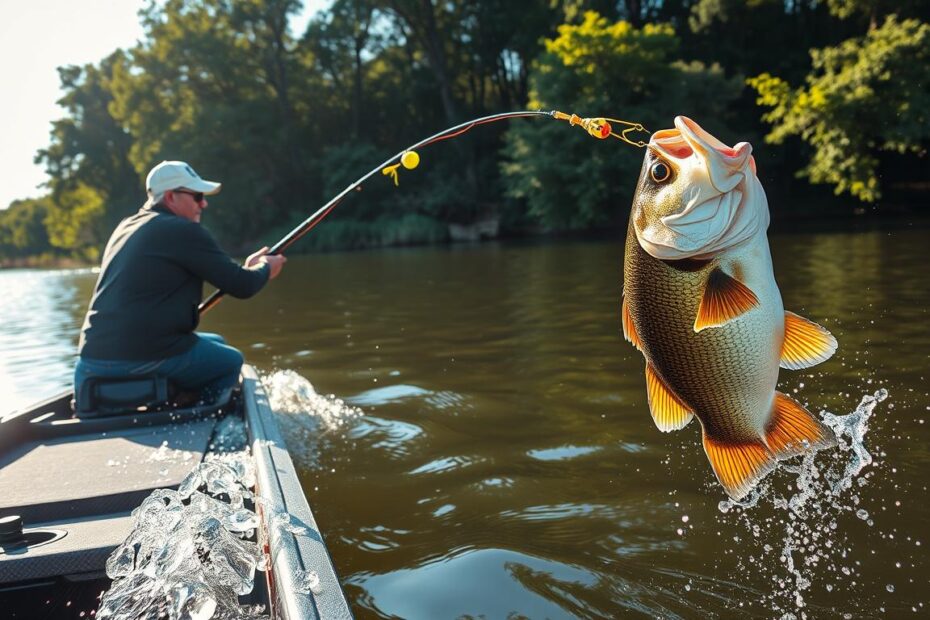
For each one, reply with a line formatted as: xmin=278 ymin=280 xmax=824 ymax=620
xmin=1 ymin=225 xmax=928 ymax=618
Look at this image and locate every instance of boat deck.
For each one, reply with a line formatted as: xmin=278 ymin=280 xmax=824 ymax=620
xmin=0 ymin=418 xmax=215 ymax=523
xmin=0 ymin=365 xmax=353 ymax=619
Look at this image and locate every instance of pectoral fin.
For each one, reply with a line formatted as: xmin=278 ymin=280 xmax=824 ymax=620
xmin=622 ymin=296 xmax=642 ymax=352
xmin=694 ymin=268 xmax=759 ymax=332
xmin=702 ymin=435 xmax=776 ymax=501
xmin=780 ymin=312 xmax=838 ymax=370
xmin=765 ymin=391 xmax=836 ymax=459
xmin=645 ymin=364 xmax=693 ymax=431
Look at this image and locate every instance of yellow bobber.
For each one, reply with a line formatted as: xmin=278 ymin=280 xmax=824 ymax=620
xmin=401 ymin=151 xmax=420 ymax=170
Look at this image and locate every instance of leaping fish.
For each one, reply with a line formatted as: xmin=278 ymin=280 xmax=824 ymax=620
xmin=622 ymin=116 xmax=838 ymax=500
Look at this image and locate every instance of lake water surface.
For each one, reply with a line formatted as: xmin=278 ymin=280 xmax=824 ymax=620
xmin=1 ymin=227 xmax=927 ymax=618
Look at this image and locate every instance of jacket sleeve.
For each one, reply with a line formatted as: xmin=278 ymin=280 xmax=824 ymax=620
xmin=173 ymin=221 xmax=270 ymax=298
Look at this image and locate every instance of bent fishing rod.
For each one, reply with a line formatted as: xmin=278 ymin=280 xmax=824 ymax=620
xmin=198 ymin=109 xmax=648 ymax=315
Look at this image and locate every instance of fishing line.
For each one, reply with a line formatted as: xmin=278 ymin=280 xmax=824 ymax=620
xmin=199 ymin=109 xmax=649 ymax=315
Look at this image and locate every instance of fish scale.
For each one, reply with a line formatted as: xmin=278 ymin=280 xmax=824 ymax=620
xmin=624 ymin=224 xmax=777 ymax=442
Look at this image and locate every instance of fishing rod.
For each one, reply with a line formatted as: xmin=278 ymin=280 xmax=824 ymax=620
xmin=198 ymin=109 xmax=648 ymax=315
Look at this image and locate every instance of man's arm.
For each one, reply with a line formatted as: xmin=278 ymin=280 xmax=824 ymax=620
xmin=174 ymin=222 xmax=276 ymax=298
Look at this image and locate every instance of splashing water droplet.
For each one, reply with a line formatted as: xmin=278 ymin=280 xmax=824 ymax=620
xmin=296 ymin=569 xmax=322 ymax=594
xmin=261 ymin=370 xmax=362 ymax=432
xmin=715 ymin=390 xmax=888 ymax=618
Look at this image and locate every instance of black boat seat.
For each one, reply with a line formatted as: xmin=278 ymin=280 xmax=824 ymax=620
xmin=75 ymin=375 xmax=174 ymax=418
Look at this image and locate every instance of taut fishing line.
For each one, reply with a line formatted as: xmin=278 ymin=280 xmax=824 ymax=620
xmin=199 ymin=109 xmax=648 ymax=315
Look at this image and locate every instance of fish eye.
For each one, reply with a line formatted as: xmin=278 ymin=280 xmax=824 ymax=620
xmin=650 ymin=161 xmax=672 ymax=183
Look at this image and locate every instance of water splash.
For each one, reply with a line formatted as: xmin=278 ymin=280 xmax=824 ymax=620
xmin=716 ymin=389 xmax=888 ymax=618
xmin=261 ymin=370 xmax=362 ymax=432
xmin=295 ymin=569 xmax=323 ymax=595
xmin=260 ymin=370 xmax=363 ymax=470
xmin=97 ymin=453 xmax=269 ymax=620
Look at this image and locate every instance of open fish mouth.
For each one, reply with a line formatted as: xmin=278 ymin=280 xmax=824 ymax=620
xmin=636 ymin=116 xmax=768 ymax=260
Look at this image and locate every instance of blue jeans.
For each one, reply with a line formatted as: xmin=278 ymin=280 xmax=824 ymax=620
xmin=74 ymin=332 xmax=244 ymax=402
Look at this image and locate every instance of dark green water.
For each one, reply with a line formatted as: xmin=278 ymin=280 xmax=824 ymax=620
xmin=1 ymin=227 xmax=927 ymax=618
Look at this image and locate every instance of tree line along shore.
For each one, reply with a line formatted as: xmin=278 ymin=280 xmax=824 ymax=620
xmin=2 ymin=0 xmax=927 ymax=267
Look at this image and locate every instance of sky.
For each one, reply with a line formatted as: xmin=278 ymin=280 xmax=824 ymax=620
xmin=0 ymin=0 xmax=327 ymax=210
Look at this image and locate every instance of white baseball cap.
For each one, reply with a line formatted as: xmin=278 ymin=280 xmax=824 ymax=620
xmin=146 ymin=161 xmax=222 ymax=197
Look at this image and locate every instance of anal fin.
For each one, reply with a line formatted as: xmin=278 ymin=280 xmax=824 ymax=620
xmin=694 ymin=268 xmax=759 ymax=332
xmin=781 ymin=311 xmax=838 ymax=370
xmin=702 ymin=436 xmax=776 ymax=500
xmin=622 ymin=296 xmax=642 ymax=351
xmin=645 ymin=364 xmax=693 ymax=432
xmin=765 ymin=391 xmax=836 ymax=459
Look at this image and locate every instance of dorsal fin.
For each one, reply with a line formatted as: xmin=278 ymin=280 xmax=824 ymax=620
xmin=645 ymin=364 xmax=693 ymax=432
xmin=694 ymin=268 xmax=759 ymax=332
xmin=622 ymin=295 xmax=642 ymax=352
xmin=702 ymin=436 xmax=776 ymax=500
xmin=780 ymin=311 xmax=838 ymax=370
xmin=765 ymin=391 xmax=836 ymax=459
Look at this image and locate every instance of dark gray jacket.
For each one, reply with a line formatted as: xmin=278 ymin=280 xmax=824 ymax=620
xmin=79 ymin=204 xmax=269 ymax=360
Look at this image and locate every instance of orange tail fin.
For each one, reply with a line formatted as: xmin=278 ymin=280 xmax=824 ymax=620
xmin=702 ymin=436 xmax=776 ymax=500
xmin=703 ymin=393 xmax=836 ymax=499
xmin=765 ymin=391 xmax=836 ymax=459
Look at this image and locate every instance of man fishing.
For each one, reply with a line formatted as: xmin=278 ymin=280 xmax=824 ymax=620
xmin=74 ymin=160 xmax=286 ymax=406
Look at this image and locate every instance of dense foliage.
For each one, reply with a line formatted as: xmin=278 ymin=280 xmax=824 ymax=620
xmin=503 ymin=12 xmax=741 ymax=231
xmin=2 ymin=0 xmax=927 ymax=264
xmin=750 ymin=15 xmax=930 ymax=202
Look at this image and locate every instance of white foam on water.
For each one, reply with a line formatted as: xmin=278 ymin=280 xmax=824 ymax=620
xmin=715 ymin=389 xmax=889 ymax=619
xmin=260 ymin=370 xmax=364 ymax=470
xmin=261 ymin=369 xmax=362 ymax=432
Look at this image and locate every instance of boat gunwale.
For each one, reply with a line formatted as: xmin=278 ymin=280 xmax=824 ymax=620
xmin=242 ymin=365 xmax=354 ymax=620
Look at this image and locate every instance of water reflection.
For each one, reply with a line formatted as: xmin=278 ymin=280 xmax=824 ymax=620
xmin=409 ymin=455 xmax=482 ymax=475
xmin=0 ymin=268 xmax=96 ymax=413
xmin=346 ymin=384 xmax=430 ymax=406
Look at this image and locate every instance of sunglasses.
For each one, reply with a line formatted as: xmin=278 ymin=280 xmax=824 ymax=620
xmin=174 ymin=189 xmax=205 ymax=203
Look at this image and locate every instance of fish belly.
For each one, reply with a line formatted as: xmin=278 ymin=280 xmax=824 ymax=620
xmin=624 ymin=228 xmax=783 ymax=443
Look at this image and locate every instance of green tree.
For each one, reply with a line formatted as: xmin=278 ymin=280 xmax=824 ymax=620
xmin=35 ymin=52 xmax=138 ymax=257
xmin=0 ymin=198 xmax=54 ymax=261
xmin=109 ymin=0 xmax=316 ymax=245
xmin=502 ymin=11 xmax=742 ymax=231
xmin=304 ymin=0 xmax=382 ymax=139
xmin=43 ymin=184 xmax=106 ymax=260
xmin=749 ymin=15 xmax=930 ymax=203
xmin=824 ymin=0 xmax=929 ymax=26
xmin=687 ymin=0 xmax=851 ymax=82
xmin=301 ymin=0 xmax=562 ymax=233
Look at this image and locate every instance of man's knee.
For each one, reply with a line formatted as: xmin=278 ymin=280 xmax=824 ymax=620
xmin=205 ymin=342 xmax=244 ymax=382
xmin=198 ymin=332 xmax=227 ymax=345
xmin=224 ymin=346 xmax=244 ymax=373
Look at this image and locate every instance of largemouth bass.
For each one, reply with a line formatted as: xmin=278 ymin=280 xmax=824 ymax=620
xmin=622 ymin=116 xmax=837 ymax=500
